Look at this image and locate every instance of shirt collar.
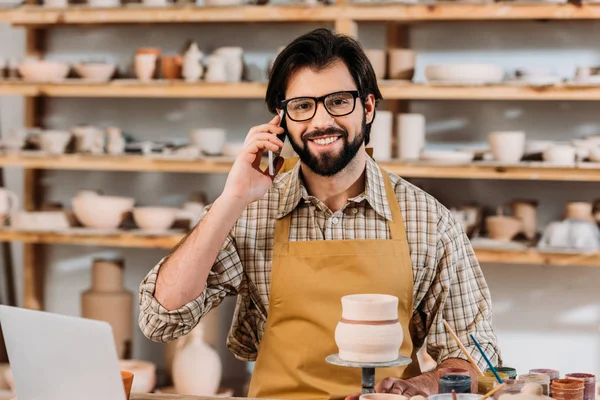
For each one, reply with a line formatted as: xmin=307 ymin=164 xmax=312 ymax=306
xmin=276 ymin=155 xmax=393 ymax=221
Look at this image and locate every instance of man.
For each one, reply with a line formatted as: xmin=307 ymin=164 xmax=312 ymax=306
xmin=139 ymin=28 xmax=501 ymax=400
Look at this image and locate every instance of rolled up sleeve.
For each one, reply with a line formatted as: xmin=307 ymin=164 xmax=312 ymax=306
xmin=425 ymin=215 xmax=502 ymax=371
xmin=138 ymin=232 xmax=244 ymax=343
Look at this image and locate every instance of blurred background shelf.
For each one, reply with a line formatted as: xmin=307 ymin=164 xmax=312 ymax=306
xmin=6 ymin=82 xmax=600 ymax=100
xmin=0 ymin=229 xmax=597 ymax=267
xmin=9 ymin=3 xmax=600 ymax=26
xmin=1 ymin=154 xmax=600 ymax=182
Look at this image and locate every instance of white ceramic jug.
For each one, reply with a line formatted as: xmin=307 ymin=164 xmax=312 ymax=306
xmin=0 ymin=188 xmax=19 ymax=219
xmin=182 ymin=42 xmax=204 ymax=83
xmin=172 ymin=323 xmax=221 ymax=396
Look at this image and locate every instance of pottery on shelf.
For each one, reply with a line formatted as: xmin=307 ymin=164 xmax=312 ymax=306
xmin=172 ymin=323 xmax=222 ymax=396
xmin=18 ymin=60 xmax=70 ymax=82
xmin=364 ymin=49 xmax=386 ymax=80
xmin=73 ymin=63 xmax=116 ymax=81
xmin=135 ymin=53 xmax=158 ymax=82
xmin=507 ymin=200 xmax=538 ymax=240
xmin=539 ymin=219 xmax=600 ymax=250
xmin=388 ymin=49 xmax=415 ymax=80
xmin=72 ymin=192 xmax=134 ymax=229
xmin=10 ymin=211 xmax=73 ymax=231
xmin=161 ymin=55 xmax=183 ymax=80
xmin=543 ymin=145 xmax=576 ymax=165
xmin=205 ymin=55 xmax=228 ymax=83
xmin=486 ymin=206 xmax=523 ymax=241
xmin=189 ymin=128 xmax=227 ymax=155
xmin=425 ymin=64 xmax=504 ymax=84
xmin=488 ymin=131 xmax=525 ymax=163
xmin=39 ymin=130 xmax=72 ymax=155
xmin=118 ymin=360 xmax=156 ymax=393
xmin=72 ymin=125 xmax=105 ymax=154
xmin=370 ymin=110 xmax=393 ymax=161
xmin=133 ymin=207 xmax=177 ymax=231
xmin=0 ymin=188 xmax=19 ymax=222
xmin=396 ymin=113 xmax=425 ymax=160
xmin=451 ymin=204 xmax=482 ymax=238
xmin=564 ymin=202 xmax=593 ymax=222
xmin=213 ymin=47 xmax=244 ymax=82
xmin=106 ymin=127 xmax=126 ymax=155
xmin=81 ymin=259 xmax=133 ymax=359
xmin=334 ymin=294 xmax=403 ymax=363
xmin=182 ymin=42 xmax=204 ymax=83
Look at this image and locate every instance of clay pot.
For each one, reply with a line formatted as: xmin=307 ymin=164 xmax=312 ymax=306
xmin=72 ymin=193 xmax=134 ymax=229
xmin=133 ymin=207 xmax=177 ymax=231
xmin=334 ymin=294 xmax=403 ymax=363
xmin=118 ymin=360 xmax=156 ymax=393
xmin=370 ymin=110 xmax=393 ymax=161
xmin=396 ymin=113 xmax=425 ymax=160
xmin=388 ymin=49 xmax=415 ymax=80
xmin=365 ymin=49 xmax=386 ymax=80
xmin=81 ymin=259 xmax=133 ymax=359
xmin=488 ymin=131 xmax=525 ymax=163
xmin=172 ymin=323 xmax=222 ymax=396
xmin=508 ymin=200 xmax=538 ymax=240
xmin=565 ymin=202 xmax=593 ymax=222
xmin=121 ymin=371 xmax=134 ymax=400
xmin=135 ymin=54 xmax=158 ymax=82
xmin=136 ymin=47 xmax=161 ymax=57
xmin=161 ymin=56 xmax=182 ymax=80
xmin=486 ymin=215 xmax=522 ymax=241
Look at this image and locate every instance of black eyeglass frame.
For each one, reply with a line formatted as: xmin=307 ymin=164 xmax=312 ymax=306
xmin=279 ymin=90 xmax=362 ymax=122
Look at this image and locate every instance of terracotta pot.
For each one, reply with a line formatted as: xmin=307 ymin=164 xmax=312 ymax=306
xmin=388 ymin=49 xmax=415 ymax=80
xmin=334 ymin=294 xmax=403 ymax=363
xmin=365 ymin=49 xmax=386 ymax=80
xmin=161 ymin=56 xmax=182 ymax=80
xmin=136 ymin=47 xmax=161 ymax=57
xmin=565 ymin=202 xmax=593 ymax=222
xmin=508 ymin=200 xmax=538 ymax=240
xmin=121 ymin=371 xmax=134 ymax=400
xmin=172 ymin=323 xmax=222 ymax=396
xmin=81 ymin=259 xmax=133 ymax=359
xmin=486 ymin=215 xmax=522 ymax=241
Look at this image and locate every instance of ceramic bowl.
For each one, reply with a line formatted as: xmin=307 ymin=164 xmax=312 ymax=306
xmin=525 ymin=140 xmax=555 ymax=155
xmin=18 ymin=60 xmax=70 ymax=82
xmin=133 ymin=207 xmax=177 ymax=231
xmin=72 ymin=195 xmax=134 ymax=229
xmin=73 ymin=63 xmax=116 ymax=82
xmin=425 ymin=64 xmax=504 ymax=84
xmin=39 ymin=130 xmax=72 ymax=155
xmin=118 ymin=360 xmax=156 ymax=393
xmin=486 ymin=215 xmax=522 ymax=241
xmin=542 ymin=145 xmax=576 ymax=165
xmin=189 ymin=128 xmax=227 ymax=155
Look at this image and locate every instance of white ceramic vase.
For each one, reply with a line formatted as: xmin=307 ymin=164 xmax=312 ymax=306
xmin=182 ymin=42 xmax=204 ymax=83
xmin=334 ymin=294 xmax=403 ymax=363
xmin=172 ymin=323 xmax=222 ymax=396
xmin=396 ymin=113 xmax=425 ymax=160
xmin=370 ymin=110 xmax=393 ymax=161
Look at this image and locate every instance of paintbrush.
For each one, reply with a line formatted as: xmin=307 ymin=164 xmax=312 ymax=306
xmin=481 ymin=383 xmax=506 ymax=400
xmin=469 ymin=333 xmax=503 ymax=384
xmin=442 ymin=320 xmax=484 ymax=376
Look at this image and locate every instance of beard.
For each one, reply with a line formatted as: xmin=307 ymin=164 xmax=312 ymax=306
xmin=289 ymin=114 xmax=367 ymax=177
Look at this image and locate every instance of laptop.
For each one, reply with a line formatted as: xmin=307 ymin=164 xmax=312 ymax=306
xmin=0 ymin=305 xmax=127 ymax=400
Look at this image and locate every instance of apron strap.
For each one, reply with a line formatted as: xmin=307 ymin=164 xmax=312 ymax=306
xmin=380 ymin=167 xmax=408 ymax=243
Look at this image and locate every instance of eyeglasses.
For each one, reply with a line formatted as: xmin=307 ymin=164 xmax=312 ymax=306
xmin=280 ymin=90 xmax=361 ymax=122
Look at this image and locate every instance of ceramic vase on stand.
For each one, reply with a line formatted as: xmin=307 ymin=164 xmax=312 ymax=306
xmin=172 ymin=321 xmax=222 ymax=396
xmin=81 ymin=259 xmax=133 ymax=359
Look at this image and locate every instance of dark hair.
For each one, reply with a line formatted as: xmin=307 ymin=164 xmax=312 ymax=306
xmin=266 ymin=28 xmax=383 ymax=145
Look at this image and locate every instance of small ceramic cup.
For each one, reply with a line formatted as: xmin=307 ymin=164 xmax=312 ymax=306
xmin=364 ymin=49 xmax=386 ymax=80
xmin=488 ymin=131 xmax=525 ymax=163
xmin=388 ymin=49 xmax=416 ymax=80
xmin=135 ymin=54 xmax=158 ymax=82
xmin=542 ymin=145 xmax=576 ymax=165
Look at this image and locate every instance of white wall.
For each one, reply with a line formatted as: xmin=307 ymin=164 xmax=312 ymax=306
xmin=1 ymin=17 xmax=600 ymax=392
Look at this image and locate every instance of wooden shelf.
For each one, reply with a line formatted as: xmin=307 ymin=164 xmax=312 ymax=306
xmin=10 ymin=3 xmax=600 ymax=26
xmin=0 ymin=229 xmax=184 ymax=248
xmin=475 ymin=247 xmax=600 ymax=267
xmin=2 ymin=154 xmax=600 ymax=182
xmin=0 ymin=9 xmax=13 ymax=22
xmin=5 ymin=81 xmax=600 ymax=101
xmin=0 ymin=229 xmax=598 ymax=266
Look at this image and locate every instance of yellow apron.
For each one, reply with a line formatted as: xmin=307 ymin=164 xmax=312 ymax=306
xmin=248 ymin=158 xmax=420 ymax=400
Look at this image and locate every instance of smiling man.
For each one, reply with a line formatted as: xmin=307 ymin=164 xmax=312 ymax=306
xmin=139 ymin=28 xmax=501 ymax=400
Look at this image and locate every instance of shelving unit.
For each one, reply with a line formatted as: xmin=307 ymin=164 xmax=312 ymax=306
xmin=6 ymin=81 xmax=600 ymax=100
xmin=2 ymin=1 xmax=600 ymax=310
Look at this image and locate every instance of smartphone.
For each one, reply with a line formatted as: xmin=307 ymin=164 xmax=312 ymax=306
xmin=268 ymin=110 xmax=287 ymax=176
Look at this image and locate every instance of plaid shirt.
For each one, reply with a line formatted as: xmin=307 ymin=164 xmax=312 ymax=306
xmin=139 ymin=155 xmax=501 ymax=370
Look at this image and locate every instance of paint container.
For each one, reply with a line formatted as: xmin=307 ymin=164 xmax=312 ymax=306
xmin=487 ymin=367 xmax=517 ymax=380
xmin=551 ymin=379 xmax=585 ymax=400
xmin=439 ymin=368 xmax=470 ymax=392
xmin=440 ymin=375 xmax=472 ymax=394
xmin=529 ymin=369 xmax=560 ymax=396
xmin=478 ymin=372 xmax=509 ymax=394
xmin=565 ymin=373 xmax=595 ymax=400
xmin=493 ymin=379 xmax=525 ymax=400
xmin=519 ymin=374 xmax=550 ymax=396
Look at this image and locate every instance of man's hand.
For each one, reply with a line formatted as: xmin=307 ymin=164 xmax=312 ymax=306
xmin=344 ymin=377 xmax=428 ymax=400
